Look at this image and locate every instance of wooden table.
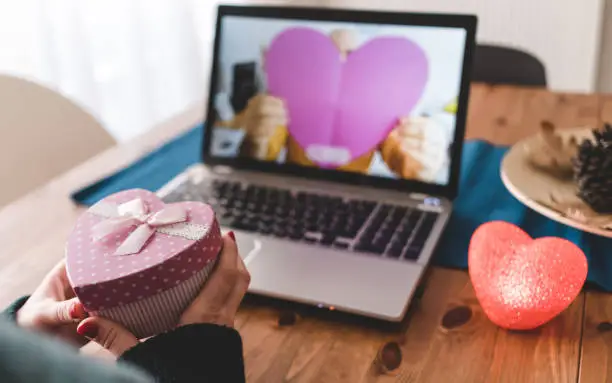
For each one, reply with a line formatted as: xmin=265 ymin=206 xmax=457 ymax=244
xmin=1 ymin=84 xmax=611 ymax=382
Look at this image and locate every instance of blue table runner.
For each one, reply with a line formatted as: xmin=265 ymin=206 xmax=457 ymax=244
xmin=72 ymin=123 xmax=612 ymax=290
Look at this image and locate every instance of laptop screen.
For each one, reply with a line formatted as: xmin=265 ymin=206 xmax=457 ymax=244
xmin=209 ymin=11 xmax=470 ymax=188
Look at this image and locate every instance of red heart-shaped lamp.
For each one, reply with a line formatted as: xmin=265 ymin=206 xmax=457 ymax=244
xmin=468 ymin=221 xmax=588 ymax=330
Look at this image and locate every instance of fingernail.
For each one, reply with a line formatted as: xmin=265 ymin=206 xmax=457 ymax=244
xmin=77 ymin=322 xmax=98 ymax=339
xmin=228 ymin=231 xmax=236 ymax=242
xmin=69 ymin=302 xmax=85 ymax=320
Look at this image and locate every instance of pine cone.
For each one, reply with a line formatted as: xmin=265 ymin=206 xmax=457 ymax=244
xmin=573 ymin=123 xmax=612 ymax=213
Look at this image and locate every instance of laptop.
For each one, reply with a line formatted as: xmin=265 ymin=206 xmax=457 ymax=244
xmin=158 ymin=5 xmax=477 ymax=321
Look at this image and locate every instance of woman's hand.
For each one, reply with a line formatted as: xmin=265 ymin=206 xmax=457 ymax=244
xmin=179 ymin=232 xmax=250 ymax=328
xmin=17 ymin=259 xmax=88 ymax=346
xmin=77 ymin=232 xmax=250 ymax=356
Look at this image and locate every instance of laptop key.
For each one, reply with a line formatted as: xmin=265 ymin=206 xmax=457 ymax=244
xmin=321 ymin=234 xmax=336 ymax=246
xmin=373 ymin=235 xmax=389 ymax=249
xmin=395 ymin=227 xmax=412 ymax=242
xmin=378 ymin=225 xmax=395 ymax=240
xmin=388 ymin=243 xmax=404 ymax=258
xmin=288 ymin=228 xmax=304 ymax=240
xmin=363 ymin=201 xmax=376 ymax=210
xmin=333 ymin=241 xmax=350 ymax=250
xmin=259 ymin=225 xmax=273 ymax=235
xmin=246 ymin=202 xmax=259 ymax=213
xmin=233 ymin=220 xmax=257 ymax=232
xmin=400 ymin=212 xmax=420 ymax=232
xmin=355 ymin=236 xmax=384 ymax=255
xmin=288 ymin=208 xmax=302 ymax=219
xmin=409 ymin=212 xmax=439 ymax=248
xmin=390 ymin=207 xmax=406 ymax=222
xmin=359 ymin=228 xmax=376 ymax=244
xmin=403 ymin=247 xmax=421 ymax=260
xmin=418 ymin=212 xmax=438 ymax=233
xmin=371 ymin=210 xmax=387 ymax=224
xmin=369 ymin=244 xmax=386 ymax=255
xmin=329 ymin=219 xmax=347 ymax=236
xmin=304 ymin=232 xmax=321 ymax=243
xmin=259 ymin=215 xmax=273 ymax=225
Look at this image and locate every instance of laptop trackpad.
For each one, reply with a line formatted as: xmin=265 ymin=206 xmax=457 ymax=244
xmin=234 ymin=233 xmax=424 ymax=320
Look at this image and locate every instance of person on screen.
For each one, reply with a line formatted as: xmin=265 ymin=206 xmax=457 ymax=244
xmin=232 ymin=28 xmax=451 ymax=183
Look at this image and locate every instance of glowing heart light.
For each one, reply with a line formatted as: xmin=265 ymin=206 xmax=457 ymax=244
xmin=468 ymin=221 xmax=587 ymax=330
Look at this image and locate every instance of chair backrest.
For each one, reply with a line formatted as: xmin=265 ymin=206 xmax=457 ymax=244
xmin=0 ymin=75 xmax=115 ymax=206
xmin=472 ymin=44 xmax=547 ymax=87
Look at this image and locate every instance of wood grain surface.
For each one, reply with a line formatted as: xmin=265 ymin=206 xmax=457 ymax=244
xmin=0 ymin=84 xmax=610 ymax=382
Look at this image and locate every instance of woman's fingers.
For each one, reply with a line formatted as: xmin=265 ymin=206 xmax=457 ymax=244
xmin=23 ymin=297 xmax=86 ymax=327
xmin=225 ymin=254 xmax=251 ymax=315
xmin=216 ymin=233 xmax=240 ymax=273
xmin=180 ymin=233 xmax=250 ymax=327
xmin=187 ymin=235 xmax=240 ymax=309
xmin=49 ymin=297 xmax=87 ymax=324
xmin=31 ymin=259 xmax=69 ymax=299
xmin=77 ymin=317 xmax=139 ymax=357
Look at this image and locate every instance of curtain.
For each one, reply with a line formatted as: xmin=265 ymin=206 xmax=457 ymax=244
xmin=0 ymin=0 xmax=237 ymax=142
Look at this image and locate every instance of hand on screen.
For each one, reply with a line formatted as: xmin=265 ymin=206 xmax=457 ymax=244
xmin=382 ymin=116 xmax=450 ymax=182
xmin=240 ymin=94 xmax=289 ymax=160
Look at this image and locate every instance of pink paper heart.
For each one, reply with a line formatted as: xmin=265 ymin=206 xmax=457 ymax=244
xmin=66 ymin=189 xmax=221 ymax=337
xmin=468 ymin=221 xmax=588 ymax=330
xmin=265 ymin=27 xmax=428 ymax=167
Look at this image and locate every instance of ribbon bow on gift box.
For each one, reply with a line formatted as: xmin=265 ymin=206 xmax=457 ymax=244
xmin=90 ymin=198 xmax=206 ymax=256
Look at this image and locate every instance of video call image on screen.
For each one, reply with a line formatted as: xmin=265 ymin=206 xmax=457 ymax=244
xmin=210 ymin=16 xmax=467 ymax=186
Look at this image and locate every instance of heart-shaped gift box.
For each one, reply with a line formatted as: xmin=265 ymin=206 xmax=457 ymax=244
xmin=468 ymin=221 xmax=588 ymax=330
xmin=66 ymin=189 xmax=222 ymax=338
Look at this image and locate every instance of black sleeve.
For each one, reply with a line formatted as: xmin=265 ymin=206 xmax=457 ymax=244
xmin=1 ymin=295 xmax=29 ymax=322
xmin=119 ymin=324 xmax=245 ymax=383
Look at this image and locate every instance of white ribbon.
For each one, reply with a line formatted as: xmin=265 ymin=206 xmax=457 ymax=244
xmin=89 ymin=198 xmax=208 ymax=256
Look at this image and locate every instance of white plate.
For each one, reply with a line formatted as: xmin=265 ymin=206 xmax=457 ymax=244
xmin=500 ymin=128 xmax=612 ymax=239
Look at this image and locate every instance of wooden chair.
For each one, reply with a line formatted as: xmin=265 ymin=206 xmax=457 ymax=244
xmin=472 ymin=44 xmax=547 ymax=87
xmin=0 ymin=75 xmax=115 ymax=207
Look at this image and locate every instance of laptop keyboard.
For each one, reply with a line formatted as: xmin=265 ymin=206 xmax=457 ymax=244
xmin=163 ymin=179 xmax=440 ymax=262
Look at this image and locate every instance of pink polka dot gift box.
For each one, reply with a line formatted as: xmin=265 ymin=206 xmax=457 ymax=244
xmin=66 ymin=189 xmax=222 ymax=338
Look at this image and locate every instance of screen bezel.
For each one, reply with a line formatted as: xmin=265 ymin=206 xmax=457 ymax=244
xmin=203 ymin=5 xmax=477 ymax=200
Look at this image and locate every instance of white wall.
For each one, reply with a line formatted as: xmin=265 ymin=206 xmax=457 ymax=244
xmin=318 ymin=0 xmax=606 ymax=92
xmin=598 ymin=0 xmax=612 ymax=92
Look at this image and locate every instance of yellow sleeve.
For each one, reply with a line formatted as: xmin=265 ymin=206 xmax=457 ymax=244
xmin=379 ymin=131 xmax=402 ymax=173
xmin=265 ymin=125 xmax=289 ymax=161
xmin=239 ymin=125 xmax=288 ymax=161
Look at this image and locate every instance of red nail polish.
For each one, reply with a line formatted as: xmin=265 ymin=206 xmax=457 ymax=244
xmin=69 ymin=302 xmax=82 ymax=319
xmin=77 ymin=322 xmax=98 ymax=339
xmin=228 ymin=231 xmax=236 ymax=242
